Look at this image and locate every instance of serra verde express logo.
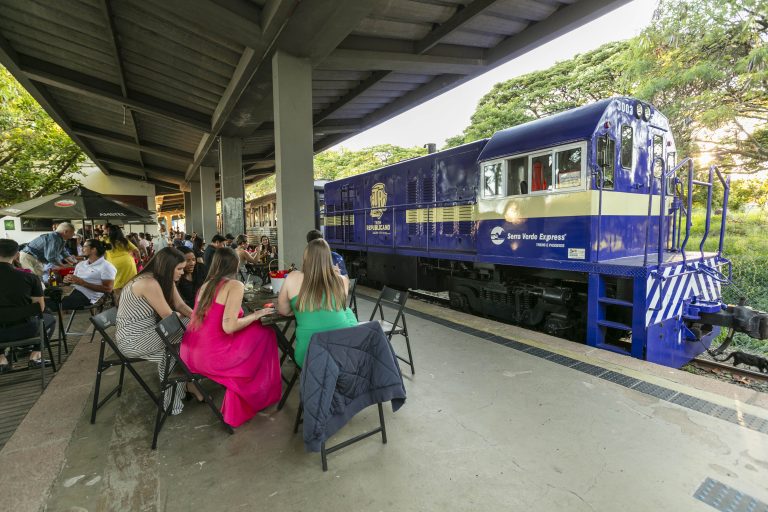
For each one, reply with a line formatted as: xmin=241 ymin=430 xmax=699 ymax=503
xmin=54 ymin=200 xmax=76 ymax=207
xmin=369 ymin=182 xmax=387 ymax=219
xmin=490 ymin=226 xmax=505 ymax=245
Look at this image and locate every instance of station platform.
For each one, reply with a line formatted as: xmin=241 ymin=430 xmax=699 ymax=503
xmin=1 ymin=287 xmax=767 ymax=512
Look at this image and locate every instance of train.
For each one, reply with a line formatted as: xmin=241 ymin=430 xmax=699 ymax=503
xmin=320 ymin=97 xmax=768 ymax=369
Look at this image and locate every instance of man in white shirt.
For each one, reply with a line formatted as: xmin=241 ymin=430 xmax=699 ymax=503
xmin=155 ymin=227 xmax=169 ymax=251
xmin=61 ymin=239 xmax=117 ymax=310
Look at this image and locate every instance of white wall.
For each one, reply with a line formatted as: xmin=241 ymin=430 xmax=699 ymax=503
xmin=78 ymin=163 xmax=159 ymax=235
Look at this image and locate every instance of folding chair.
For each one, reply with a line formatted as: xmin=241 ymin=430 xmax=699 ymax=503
xmin=272 ymin=319 xmax=300 ymax=411
xmin=154 ymin=313 xmax=233 ymax=449
xmin=369 ymin=287 xmax=414 ymax=374
xmin=89 ymin=308 xmax=159 ymax=424
xmin=293 ymin=323 xmax=402 ymax=471
xmin=65 ymin=291 xmax=115 ymax=343
xmin=347 ymin=278 xmax=358 ymax=320
xmin=0 ymin=304 xmax=56 ymax=389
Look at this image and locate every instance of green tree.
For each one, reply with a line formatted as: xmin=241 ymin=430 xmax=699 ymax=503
xmin=0 ymin=65 xmax=85 ymax=207
xmin=445 ymin=41 xmax=631 ymax=147
xmin=446 ymin=0 xmax=768 ymax=177
xmin=626 ymin=0 xmax=768 ymax=173
xmin=246 ymin=144 xmax=427 ymax=198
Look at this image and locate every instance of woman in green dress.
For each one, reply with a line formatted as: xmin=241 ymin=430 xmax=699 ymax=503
xmin=277 ymin=239 xmax=357 ymax=366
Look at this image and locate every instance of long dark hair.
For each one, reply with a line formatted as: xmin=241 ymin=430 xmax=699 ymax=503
xmin=193 ymin=237 xmax=204 ymax=255
xmin=133 ymin=247 xmax=184 ymax=307
xmin=107 ymin=224 xmax=130 ymax=251
xmin=191 ymin=247 xmax=239 ymax=328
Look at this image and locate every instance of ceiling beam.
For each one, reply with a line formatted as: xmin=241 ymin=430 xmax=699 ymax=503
xmin=415 ymin=0 xmax=499 ymax=54
xmin=313 ymin=0 xmax=493 ymax=126
xmin=183 ymin=0 xmax=302 ymax=181
xmin=100 ymin=0 xmax=144 ymax=174
xmin=320 ymin=49 xmax=484 ymax=74
xmin=159 ymin=0 xmax=263 ymax=49
xmin=20 ymin=56 xmax=211 ymax=132
xmin=95 ymin=154 xmax=186 ymax=182
xmin=488 ymin=0 xmax=631 ymax=66
xmin=72 ymin=125 xmax=194 ymax=162
xmin=0 ymin=32 xmax=111 ymax=177
xmin=313 ymin=0 xmax=630 ymax=152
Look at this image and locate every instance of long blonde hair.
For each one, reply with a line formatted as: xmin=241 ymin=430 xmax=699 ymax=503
xmin=295 ymin=239 xmax=346 ymax=312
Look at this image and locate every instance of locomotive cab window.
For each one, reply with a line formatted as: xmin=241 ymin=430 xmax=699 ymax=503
xmin=652 ymin=134 xmax=664 ymax=177
xmin=555 ymin=146 xmax=583 ymax=189
xmin=529 ymin=153 xmax=552 ymax=192
xmin=596 ymin=136 xmax=615 ymax=190
xmin=620 ymin=125 xmax=633 ymax=169
xmin=482 ymin=161 xmax=504 ymax=197
xmin=506 ymin=156 xmax=528 ymax=196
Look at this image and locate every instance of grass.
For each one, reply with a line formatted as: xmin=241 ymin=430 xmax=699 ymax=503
xmin=688 ymin=208 xmax=768 ymax=352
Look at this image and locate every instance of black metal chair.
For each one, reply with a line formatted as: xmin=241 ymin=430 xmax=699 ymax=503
xmin=369 ymin=287 xmax=414 ymax=374
xmin=65 ymin=291 xmax=115 ymax=343
xmin=347 ymin=278 xmax=358 ymax=320
xmin=154 ymin=313 xmax=233 ymax=449
xmin=0 ymin=304 xmax=56 ymax=389
xmin=293 ymin=323 xmax=394 ymax=471
xmin=89 ymin=308 xmax=159 ymax=424
xmin=272 ymin=319 xmax=300 ymax=411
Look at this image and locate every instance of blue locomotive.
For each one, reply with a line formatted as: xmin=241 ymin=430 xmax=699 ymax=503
xmin=323 ymin=97 xmax=768 ymax=368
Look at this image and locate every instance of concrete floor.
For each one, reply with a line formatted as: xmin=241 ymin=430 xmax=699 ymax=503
xmin=19 ymin=294 xmax=768 ymax=511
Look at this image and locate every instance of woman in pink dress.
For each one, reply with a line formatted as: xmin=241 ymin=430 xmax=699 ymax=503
xmin=181 ymin=247 xmax=281 ymax=427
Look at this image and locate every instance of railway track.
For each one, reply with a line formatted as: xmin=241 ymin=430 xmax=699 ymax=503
xmin=689 ymin=358 xmax=768 ymax=385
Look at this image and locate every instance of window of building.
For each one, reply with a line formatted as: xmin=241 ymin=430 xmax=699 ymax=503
xmin=620 ymin=125 xmax=633 ymax=169
xmin=482 ymin=161 xmax=503 ymax=197
xmin=506 ymin=157 xmax=528 ymax=195
xmin=555 ymin=147 xmax=582 ymax=189
xmin=530 ymin=153 xmax=552 ymax=192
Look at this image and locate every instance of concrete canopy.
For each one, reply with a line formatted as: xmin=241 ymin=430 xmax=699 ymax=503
xmin=0 ymin=0 xmax=629 ymax=192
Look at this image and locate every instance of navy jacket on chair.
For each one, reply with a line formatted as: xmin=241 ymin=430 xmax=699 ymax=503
xmin=300 ymin=321 xmax=406 ymax=452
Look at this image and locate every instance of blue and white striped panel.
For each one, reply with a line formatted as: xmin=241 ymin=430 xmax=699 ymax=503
xmin=646 ymin=257 xmax=722 ymax=326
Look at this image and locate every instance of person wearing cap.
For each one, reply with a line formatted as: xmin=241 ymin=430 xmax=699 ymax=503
xmin=19 ymin=222 xmax=77 ymax=277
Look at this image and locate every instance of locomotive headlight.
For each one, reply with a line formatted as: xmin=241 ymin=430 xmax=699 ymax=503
xmin=634 ymin=102 xmax=643 ymax=119
xmin=642 ymin=105 xmax=652 ymax=122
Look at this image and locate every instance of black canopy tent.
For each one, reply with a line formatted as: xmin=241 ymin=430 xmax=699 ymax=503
xmin=0 ymin=186 xmax=153 ymax=222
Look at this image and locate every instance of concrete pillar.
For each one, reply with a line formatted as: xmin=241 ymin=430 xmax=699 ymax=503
xmin=273 ymin=51 xmax=314 ymax=269
xmin=219 ymin=137 xmax=245 ymax=237
xmin=200 ymin=166 xmax=218 ymax=241
xmin=190 ymin=181 xmax=203 ymax=237
xmin=183 ymin=192 xmax=192 ymax=233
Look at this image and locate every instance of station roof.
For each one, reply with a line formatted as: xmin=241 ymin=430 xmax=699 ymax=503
xmin=0 ymin=0 xmax=629 ymax=192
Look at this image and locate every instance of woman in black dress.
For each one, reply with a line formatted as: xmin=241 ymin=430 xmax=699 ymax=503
xmin=177 ymin=247 xmax=206 ymax=308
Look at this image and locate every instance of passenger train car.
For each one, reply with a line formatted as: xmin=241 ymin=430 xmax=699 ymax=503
xmin=323 ymin=97 xmax=768 ymax=368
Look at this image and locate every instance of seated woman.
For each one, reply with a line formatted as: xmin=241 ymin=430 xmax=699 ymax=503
xmin=257 ymin=236 xmax=276 ymax=263
xmin=176 ymin=247 xmax=206 ymax=309
xmin=277 ymin=239 xmax=357 ymax=367
xmin=115 ymin=247 xmax=195 ymax=415
xmin=234 ymin=235 xmax=257 ymax=266
xmin=181 ymin=248 xmax=281 ymax=427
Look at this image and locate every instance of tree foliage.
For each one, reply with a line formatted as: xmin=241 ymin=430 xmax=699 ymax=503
xmin=446 ymin=0 xmax=768 ymax=176
xmin=245 ymin=144 xmax=428 ymax=199
xmin=0 ymin=65 xmax=85 ymax=207
xmin=446 ymin=41 xmax=631 ymax=146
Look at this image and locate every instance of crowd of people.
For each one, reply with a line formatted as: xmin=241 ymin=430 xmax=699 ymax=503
xmin=0 ymin=221 xmax=355 ymax=429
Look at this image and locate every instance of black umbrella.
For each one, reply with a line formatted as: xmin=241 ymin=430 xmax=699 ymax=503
xmin=0 ymin=186 xmax=154 ymax=221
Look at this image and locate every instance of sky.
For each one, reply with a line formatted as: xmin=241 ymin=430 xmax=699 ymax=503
xmin=331 ymin=0 xmax=657 ymax=152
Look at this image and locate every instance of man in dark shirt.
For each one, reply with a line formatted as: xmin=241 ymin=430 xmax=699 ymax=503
xmin=306 ymin=230 xmax=348 ymax=276
xmin=225 ymin=233 xmax=237 ymax=249
xmin=203 ymin=234 xmax=226 ymax=271
xmin=0 ymin=239 xmax=56 ymax=371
